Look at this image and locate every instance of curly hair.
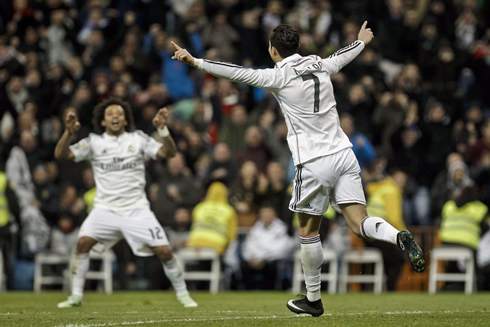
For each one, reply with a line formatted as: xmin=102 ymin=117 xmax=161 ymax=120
xmin=92 ymin=98 xmax=136 ymax=134
xmin=269 ymin=24 xmax=300 ymax=59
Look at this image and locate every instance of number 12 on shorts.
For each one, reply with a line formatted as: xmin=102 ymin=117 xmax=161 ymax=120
xmin=149 ymin=227 xmax=163 ymax=240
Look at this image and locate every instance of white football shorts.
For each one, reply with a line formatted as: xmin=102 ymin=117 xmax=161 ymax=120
xmin=289 ymin=148 xmax=366 ymax=215
xmin=78 ymin=207 xmax=169 ymax=256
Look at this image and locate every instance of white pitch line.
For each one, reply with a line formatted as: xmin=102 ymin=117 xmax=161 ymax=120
xmin=54 ymin=310 xmax=487 ymax=327
xmin=57 ymin=315 xmax=307 ymax=327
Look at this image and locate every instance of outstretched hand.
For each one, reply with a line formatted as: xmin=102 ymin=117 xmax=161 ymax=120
xmin=153 ymin=107 xmax=170 ymax=129
xmin=358 ymin=21 xmax=374 ymax=45
xmin=171 ymin=41 xmax=196 ymax=66
xmin=65 ymin=112 xmax=80 ymax=134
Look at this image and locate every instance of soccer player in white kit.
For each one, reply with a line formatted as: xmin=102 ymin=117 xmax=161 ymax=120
xmin=54 ymin=98 xmax=197 ymax=308
xmin=171 ymin=21 xmax=425 ymax=316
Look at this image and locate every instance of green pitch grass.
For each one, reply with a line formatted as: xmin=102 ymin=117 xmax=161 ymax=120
xmin=1 ymin=292 xmax=489 ymax=326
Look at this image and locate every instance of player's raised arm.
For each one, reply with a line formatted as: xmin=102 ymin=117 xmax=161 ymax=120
xmin=170 ymin=41 xmax=282 ymax=90
xmin=321 ymin=21 xmax=374 ymax=75
xmin=153 ymin=107 xmax=177 ymax=159
xmin=54 ymin=112 xmax=79 ymax=160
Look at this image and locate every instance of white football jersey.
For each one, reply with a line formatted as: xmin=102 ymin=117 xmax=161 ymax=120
xmin=69 ymin=131 xmax=162 ymax=211
xmin=195 ymin=40 xmax=365 ymax=165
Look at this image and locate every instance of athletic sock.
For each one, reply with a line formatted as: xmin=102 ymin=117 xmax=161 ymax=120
xmin=360 ymin=217 xmax=399 ymax=245
xmin=162 ymin=256 xmax=188 ymax=297
xmin=71 ymin=252 xmax=90 ymax=298
xmin=300 ymin=234 xmax=323 ymax=302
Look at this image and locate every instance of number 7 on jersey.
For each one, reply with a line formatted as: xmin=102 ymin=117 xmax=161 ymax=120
xmin=301 ymin=73 xmax=320 ymax=113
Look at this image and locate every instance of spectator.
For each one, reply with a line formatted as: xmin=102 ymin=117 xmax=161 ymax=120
xmin=46 ymin=9 xmax=75 ymax=65
xmin=33 ymin=164 xmax=58 ymax=226
xmin=422 ymin=101 xmax=453 ymax=185
xmin=0 ymin=75 xmax=30 ymax=121
xmin=259 ymin=110 xmax=291 ymax=170
xmin=218 ymin=104 xmax=251 ymax=158
xmin=159 ymin=36 xmax=195 ymax=100
xmin=236 ymin=125 xmax=272 ymax=173
xmin=182 ymin=130 xmax=206 ymax=175
xmin=167 ymin=208 xmax=192 ymax=252
xmin=0 ymin=166 xmax=20 ymax=289
xmin=390 ymin=123 xmax=431 ymax=226
xmin=340 ymin=113 xmax=376 ymax=169
xmin=150 ymin=152 xmax=198 ymax=227
xmin=343 ymin=83 xmax=374 ymax=137
xmin=229 ymin=161 xmax=261 ymax=227
xmin=187 ymin=182 xmax=238 ymax=255
xmin=431 ymin=155 xmax=474 ymax=220
xmin=202 ymin=12 xmax=240 ymax=63
xmin=240 ymin=204 xmax=294 ymax=290
xmin=467 ymin=119 xmax=490 ymax=169
xmin=203 ymin=142 xmax=237 ymax=188
xmin=372 ymin=91 xmax=411 ymax=156
xmin=49 ymin=214 xmax=79 ymax=256
xmin=440 ymin=186 xmax=489 ymax=290
xmin=257 ymin=161 xmax=292 ymax=231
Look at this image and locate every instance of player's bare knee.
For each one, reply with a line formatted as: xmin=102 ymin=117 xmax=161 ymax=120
xmin=76 ymin=237 xmax=96 ymax=253
xmin=154 ymin=245 xmax=173 ymax=262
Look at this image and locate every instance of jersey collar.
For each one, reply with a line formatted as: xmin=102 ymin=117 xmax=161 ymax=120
xmin=276 ymin=53 xmax=302 ymax=67
xmin=103 ymin=131 xmax=128 ymax=141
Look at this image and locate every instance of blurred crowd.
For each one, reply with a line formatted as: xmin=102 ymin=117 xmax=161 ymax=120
xmin=1 ymin=0 xmax=490 ymax=291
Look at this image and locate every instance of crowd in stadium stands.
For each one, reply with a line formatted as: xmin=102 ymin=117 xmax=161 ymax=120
xmin=1 ymin=0 xmax=490 ymax=291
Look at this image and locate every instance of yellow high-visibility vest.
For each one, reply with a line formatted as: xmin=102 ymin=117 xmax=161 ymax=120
xmin=366 ymin=177 xmax=406 ymax=231
xmin=440 ymin=200 xmax=487 ymax=250
xmin=0 ymin=172 xmax=10 ymax=227
xmin=84 ymin=187 xmax=96 ymax=213
xmin=188 ymin=202 xmax=237 ymax=255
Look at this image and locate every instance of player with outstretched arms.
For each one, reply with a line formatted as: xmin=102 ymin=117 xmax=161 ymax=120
xmin=55 ymin=98 xmax=197 ymax=309
xmin=171 ymin=22 xmax=425 ymax=316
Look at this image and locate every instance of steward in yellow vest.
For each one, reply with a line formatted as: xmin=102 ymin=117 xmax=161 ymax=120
xmin=366 ymin=170 xmax=407 ymax=231
xmin=0 ymin=172 xmax=10 ymax=228
xmin=0 ymin=170 xmax=20 ymax=289
xmin=187 ymin=182 xmax=238 ymax=255
xmin=441 ymin=186 xmax=489 ymax=250
xmin=440 ymin=186 xmax=489 ymax=290
xmin=0 ymin=170 xmax=20 ymax=228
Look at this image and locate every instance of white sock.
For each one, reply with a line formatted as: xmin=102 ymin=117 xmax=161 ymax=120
xmin=360 ymin=217 xmax=399 ymax=245
xmin=162 ymin=256 xmax=188 ymax=297
xmin=71 ymin=252 xmax=90 ymax=297
xmin=300 ymin=234 xmax=323 ymax=302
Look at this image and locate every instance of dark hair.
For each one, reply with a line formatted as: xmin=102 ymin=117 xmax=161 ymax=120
xmin=270 ymin=24 xmax=300 ymax=58
xmin=92 ymin=98 xmax=135 ymax=134
xmin=259 ymin=202 xmax=277 ymax=212
xmin=455 ymin=186 xmax=481 ymax=208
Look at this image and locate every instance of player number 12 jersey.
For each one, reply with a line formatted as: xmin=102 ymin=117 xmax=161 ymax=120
xmin=69 ymin=131 xmax=162 ymax=211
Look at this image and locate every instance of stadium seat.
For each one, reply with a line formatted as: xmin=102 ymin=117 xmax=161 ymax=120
xmin=291 ymin=248 xmax=338 ymax=294
xmin=63 ymin=250 xmax=116 ymax=294
xmin=428 ymin=246 xmax=475 ymax=295
xmin=34 ymin=252 xmax=70 ymax=293
xmin=339 ymin=248 xmax=385 ymax=294
xmin=177 ymin=247 xmax=221 ymax=294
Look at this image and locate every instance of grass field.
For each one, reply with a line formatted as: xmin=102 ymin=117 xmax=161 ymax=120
xmin=1 ymin=291 xmax=490 ymax=326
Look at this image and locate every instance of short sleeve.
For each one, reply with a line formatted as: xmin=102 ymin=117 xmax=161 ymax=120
xmin=136 ymin=130 xmax=162 ymax=159
xmin=69 ymin=137 xmax=92 ymax=162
